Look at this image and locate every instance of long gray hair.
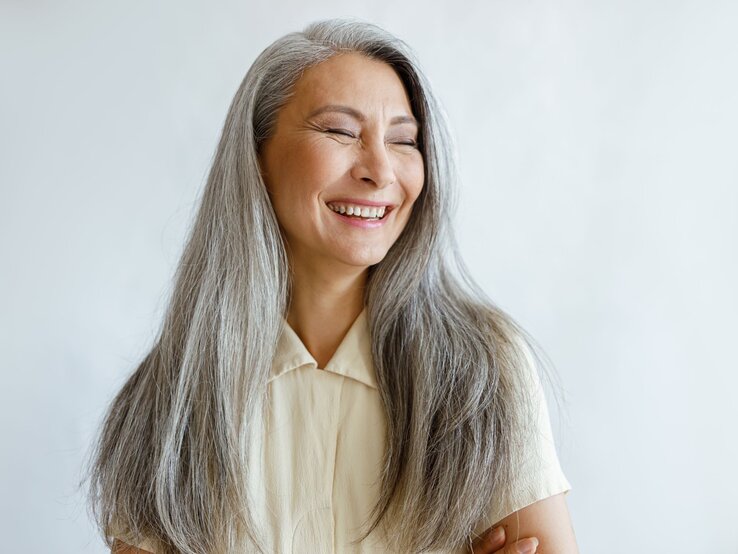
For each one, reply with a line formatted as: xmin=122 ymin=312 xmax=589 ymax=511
xmin=84 ymin=18 xmax=548 ymax=553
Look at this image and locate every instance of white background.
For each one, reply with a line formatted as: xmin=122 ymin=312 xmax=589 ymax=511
xmin=1 ymin=1 xmax=736 ymax=552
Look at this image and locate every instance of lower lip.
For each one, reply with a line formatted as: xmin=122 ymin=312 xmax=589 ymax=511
xmin=327 ymin=205 xmax=391 ymax=228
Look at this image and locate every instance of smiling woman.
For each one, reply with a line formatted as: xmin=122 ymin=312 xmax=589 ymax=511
xmin=85 ymin=18 xmax=578 ymax=554
xmin=259 ymin=52 xmax=424 ymax=282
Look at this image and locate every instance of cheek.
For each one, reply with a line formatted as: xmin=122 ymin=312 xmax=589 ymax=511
xmin=400 ymin=155 xmax=425 ymax=202
xmin=270 ymin=142 xmax=335 ymax=201
xmin=272 ymin=141 xmax=349 ymax=219
xmin=293 ymin=139 xmax=349 ymax=184
xmin=279 ymin=152 xmax=346 ymax=232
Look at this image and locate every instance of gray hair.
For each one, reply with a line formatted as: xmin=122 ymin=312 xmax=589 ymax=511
xmin=84 ymin=17 xmax=548 ymax=553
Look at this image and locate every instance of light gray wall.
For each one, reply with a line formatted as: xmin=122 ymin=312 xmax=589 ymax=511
xmin=1 ymin=1 xmax=736 ymax=552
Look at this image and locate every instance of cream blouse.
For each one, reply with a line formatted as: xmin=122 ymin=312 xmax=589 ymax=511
xmin=115 ymin=307 xmax=571 ymax=553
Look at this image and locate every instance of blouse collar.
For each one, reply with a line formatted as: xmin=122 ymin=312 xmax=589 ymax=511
xmin=269 ymin=306 xmax=378 ymax=390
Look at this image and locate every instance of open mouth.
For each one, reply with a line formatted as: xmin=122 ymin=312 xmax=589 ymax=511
xmin=325 ymin=202 xmax=394 ymax=221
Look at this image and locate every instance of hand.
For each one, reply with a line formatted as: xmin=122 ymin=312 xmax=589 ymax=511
xmin=469 ymin=525 xmax=540 ymax=554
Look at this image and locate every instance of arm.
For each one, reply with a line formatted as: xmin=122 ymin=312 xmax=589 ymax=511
xmin=471 ymin=492 xmax=577 ymax=553
xmin=494 ymin=492 xmax=577 ymax=554
xmin=470 ymin=526 xmax=541 ymax=554
xmin=482 ymin=332 xmax=577 ymax=553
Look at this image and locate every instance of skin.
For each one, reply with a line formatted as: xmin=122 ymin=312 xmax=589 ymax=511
xmin=112 ymin=52 xmax=579 ymax=554
xmin=259 ymin=51 xmax=426 ymax=367
xmin=470 ymin=493 xmax=578 ymax=553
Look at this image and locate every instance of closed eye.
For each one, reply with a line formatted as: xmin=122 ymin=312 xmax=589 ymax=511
xmin=392 ymin=140 xmax=418 ymax=147
xmin=324 ymin=128 xmax=417 ymax=148
xmin=325 ymin=128 xmax=356 ymax=139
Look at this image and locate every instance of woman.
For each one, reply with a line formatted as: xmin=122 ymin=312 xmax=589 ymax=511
xmin=87 ymin=19 xmax=578 ymax=554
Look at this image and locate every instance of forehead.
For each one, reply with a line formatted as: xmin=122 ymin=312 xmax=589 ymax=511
xmin=289 ymin=52 xmax=414 ymax=116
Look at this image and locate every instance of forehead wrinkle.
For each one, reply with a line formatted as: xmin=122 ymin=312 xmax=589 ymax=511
xmin=307 ymin=104 xmax=366 ymax=121
xmin=293 ymin=55 xmax=417 ymax=126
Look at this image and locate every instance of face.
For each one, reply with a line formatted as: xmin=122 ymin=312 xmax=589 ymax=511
xmin=258 ymin=52 xmax=425 ymax=272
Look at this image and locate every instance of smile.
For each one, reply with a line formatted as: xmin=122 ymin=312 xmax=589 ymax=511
xmin=325 ymin=201 xmax=394 ymax=228
xmin=326 ymin=202 xmax=391 ymax=220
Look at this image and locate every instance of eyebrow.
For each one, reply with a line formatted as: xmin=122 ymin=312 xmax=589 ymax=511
xmin=306 ymin=104 xmax=419 ymax=127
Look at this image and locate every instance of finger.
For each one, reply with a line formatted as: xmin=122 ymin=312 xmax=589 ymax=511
xmin=470 ymin=532 xmax=540 ymax=554
xmin=469 ymin=525 xmax=505 ymax=553
xmin=505 ymin=537 xmax=540 ymax=554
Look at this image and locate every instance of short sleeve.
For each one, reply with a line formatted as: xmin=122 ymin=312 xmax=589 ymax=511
xmin=480 ymin=338 xmax=572 ymax=528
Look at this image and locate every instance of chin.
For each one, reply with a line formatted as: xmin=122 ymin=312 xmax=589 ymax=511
xmin=341 ymin=250 xmax=388 ymax=268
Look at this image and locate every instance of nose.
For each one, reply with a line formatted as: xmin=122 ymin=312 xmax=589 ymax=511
xmin=350 ymin=137 xmax=396 ymax=188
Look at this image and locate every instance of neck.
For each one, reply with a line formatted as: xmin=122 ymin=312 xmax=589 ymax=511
xmin=286 ymin=256 xmax=368 ymax=369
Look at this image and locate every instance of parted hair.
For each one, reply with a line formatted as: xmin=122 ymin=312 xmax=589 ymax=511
xmin=84 ymin=17 xmax=550 ymax=554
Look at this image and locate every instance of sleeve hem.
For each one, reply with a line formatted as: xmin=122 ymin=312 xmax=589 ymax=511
xmin=501 ymin=477 xmax=572 ymax=521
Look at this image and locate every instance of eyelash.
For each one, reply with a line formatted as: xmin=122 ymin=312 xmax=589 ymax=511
xmin=325 ymin=128 xmax=418 ymax=148
xmin=326 ymin=128 xmax=355 ymax=138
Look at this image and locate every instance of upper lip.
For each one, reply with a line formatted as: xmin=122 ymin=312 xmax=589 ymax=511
xmin=325 ymin=198 xmax=397 ymax=209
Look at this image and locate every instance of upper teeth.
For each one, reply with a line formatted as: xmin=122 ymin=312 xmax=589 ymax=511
xmin=327 ymin=203 xmax=387 ymax=218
